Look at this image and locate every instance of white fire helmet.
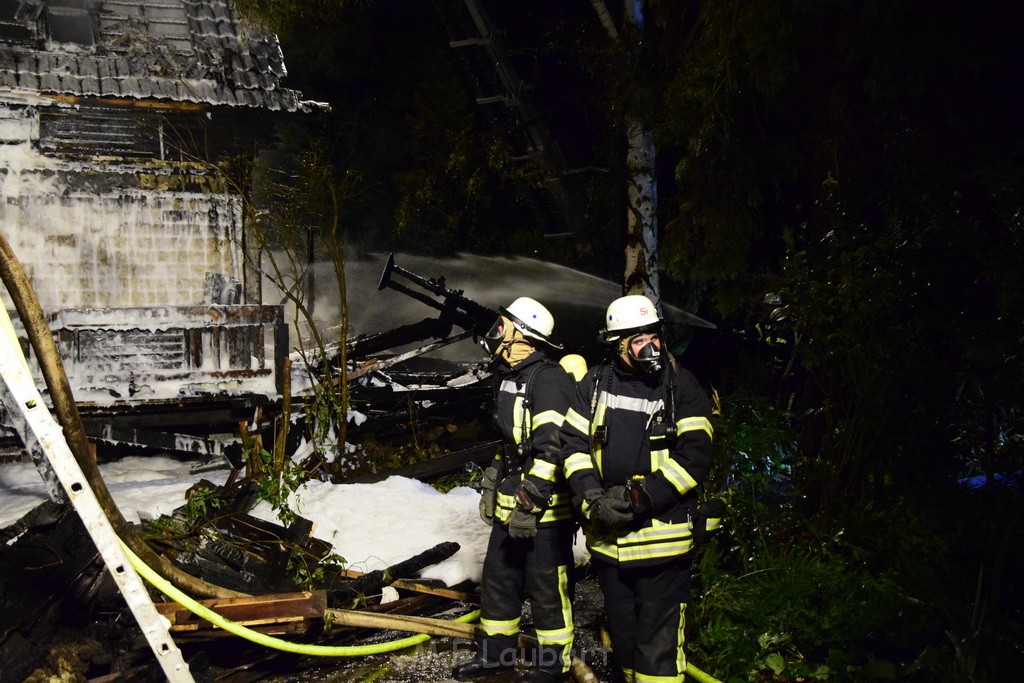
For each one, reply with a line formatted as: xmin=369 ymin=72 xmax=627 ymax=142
xmin=502 ymin=296 xmax=556 ymax=345
xmin=481 ymin=297 xmax=562 ymax=356
xmin=602 ymin=294 xmax=662 ymax=342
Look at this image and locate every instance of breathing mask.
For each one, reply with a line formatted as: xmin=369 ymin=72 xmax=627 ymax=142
xmin=627 ymin=334 xmax=663 ymax=377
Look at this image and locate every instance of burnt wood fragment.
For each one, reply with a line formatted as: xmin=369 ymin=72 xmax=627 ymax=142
xmin=325 ymin=541 xmax=461 ymax=605
xmin=0 ymin=502 xmax=115 ymax=682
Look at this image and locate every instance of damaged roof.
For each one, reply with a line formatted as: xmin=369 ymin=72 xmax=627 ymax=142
xmin=0 ymin=0 xmax=327 ymax=112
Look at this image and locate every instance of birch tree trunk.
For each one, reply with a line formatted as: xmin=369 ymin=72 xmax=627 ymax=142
xmin=624 ymin=118 xmax=659 ymax=303
xmin=591 ymin=0 xmax=661 ymax=307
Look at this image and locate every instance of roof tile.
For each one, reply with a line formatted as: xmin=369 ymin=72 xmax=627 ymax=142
xmin=100 ymin=76 xmax=120 ymax=94
xmin=0 ymin=0 xmax=324 ymax=113
xmin=17 ymin=73 xmax=38 ymax=90
xmin=80 ymin=76 xmax=101 ymax=95
xmin=39 ymin=73 xmax=62 ymax=92
xmin=59 ymin=75 xmax=81 ymax=92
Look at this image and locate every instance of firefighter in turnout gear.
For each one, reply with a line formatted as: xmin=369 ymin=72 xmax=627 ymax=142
xmin=546 ymin=294 xmax=714 ymax=682
xmin=453 ymin=297 xmax=577 ymax=683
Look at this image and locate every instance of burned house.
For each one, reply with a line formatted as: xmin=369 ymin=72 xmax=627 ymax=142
xmin=0 ymin=0 xmax=325 ymax=455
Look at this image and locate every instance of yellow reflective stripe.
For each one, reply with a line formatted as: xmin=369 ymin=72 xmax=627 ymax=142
xmin=603 ymin=392 xmax=663 ymax=414
xmin=677 ymin=602 xmax=687 ymax=678
xmin=564 ymin=407 xmax=589 ymax=433
xmin=588 ymin=539 xmax=694 ymax=563
xmin=619 ymin=523 xmax=692 ymax=544
xmin=585 ymin=521 xmax=694 ymax=563
xmin=623 ymin=668 xmax=636 ymax=683
xmin=564 ymin=452 xmax=593 ymax=478
xmin=499 ymin=378 xmax=524 ymax=426
xmin=548 ymin=492 xmax=570 ymax=507
xmin=677 ymin=415 xmax=713 ymax=440
xmin=536 ymin=627 xmax=574 ymax=646
xmin=532 ymin=409 xmax=564 ymax=429
xmin=529 ymin=458 xmax=558 ymax=482
xmin=481 ymin=616 xmax=520 ymax=636
xmin=526 ymin=493 xmax=572 ymax=519
xmin=558 ymin=564 xmax=573 ymax=631
xmin=514 ymin=564 xmax=575 ymax=673
xmin=512 ymin=395 xmax=525 ymax=443
xmin=499 ymin=491 xmax=572 ymax=524
xmin=658 ymin=457 xmax=699 ymax=496
xmin=496 ymin=491 xmax=515 ymax=523
xmin=593 ymin=401 xmax=608 ymax=477
xmin=539 ymin=505 xmax=573 ymax=523
xmin=706 ymin=516 xmax=723 ymax=531
xmin=650 ymin=446 xmax=668 ymax=473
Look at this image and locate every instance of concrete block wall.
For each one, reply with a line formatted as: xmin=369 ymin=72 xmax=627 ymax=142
xmin=2 ymin=189 xmax=243 ymax=312
xmin=0 ymin=121 xmax=244 ymax=313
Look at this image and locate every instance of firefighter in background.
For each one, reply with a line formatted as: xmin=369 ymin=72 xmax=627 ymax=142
xmin=544 ymin=294 xmax=714 ymax=683
xmin=453 ymin=297 xmax=577 ymax=683
xmin=756 ymin=292 xmax=801 ymax=413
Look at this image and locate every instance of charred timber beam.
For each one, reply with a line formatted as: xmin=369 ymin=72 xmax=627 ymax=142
xmin=345 ymin=439 xmax=501 ymax=484
xmin=326 ymin=541 xmax=461 ymax=605
xmin=346 ymin=317 xmax=457 ymax=359
xmin=346 ymin=331 xmax=473 ymax=382
xmin=50 ymin=305 xmax=284 ymax=328
xmin=83 ymin=423 xmax=235 ymax=459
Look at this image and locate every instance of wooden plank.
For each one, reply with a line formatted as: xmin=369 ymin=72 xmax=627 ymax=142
xmin=391 ymin=578 xmax=478 ymax=602
xmin=154 ymin=591 xmax=325 ymax=631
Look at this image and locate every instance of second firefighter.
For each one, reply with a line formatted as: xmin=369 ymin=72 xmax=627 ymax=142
xmin=453 ymin=296 xmax=577 ymax=683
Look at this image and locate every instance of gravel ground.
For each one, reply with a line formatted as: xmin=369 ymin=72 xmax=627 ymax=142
xmin=234 ymin=570 xmax=619 ymax=683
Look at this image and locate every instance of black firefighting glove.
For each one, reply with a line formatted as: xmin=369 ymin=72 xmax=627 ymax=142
xmin=508 ymin=508 xmax=538 ymax=539
xmin=478 ymin=466 xmax=499 ymax=525
xmin=627 ymin=477 xmax=657 ymax=518
xmin=508 ymin=480 xmax=546 ymax=539
xmin=583 ymin=486 xmax=634 ymax=529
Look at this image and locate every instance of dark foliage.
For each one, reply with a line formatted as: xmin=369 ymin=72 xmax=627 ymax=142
xmin=235 ymin=1 xmax=1024 ymax=679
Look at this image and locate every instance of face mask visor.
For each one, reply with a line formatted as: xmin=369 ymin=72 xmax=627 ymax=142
xmin=480 ymin=317 xmax=506 ymax=356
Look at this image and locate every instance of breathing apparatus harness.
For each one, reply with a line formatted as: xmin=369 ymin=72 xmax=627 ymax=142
xmin=587 ymin=351 xmax=724 ymax=540
xmin=588 ymin=354 xmax=677 ymax=485
xmin=491 ymin=357 xmax=552 ymax=477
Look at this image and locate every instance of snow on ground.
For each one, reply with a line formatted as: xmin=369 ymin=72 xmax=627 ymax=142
xmin=1 ymin=454 xmax=588 ymax=587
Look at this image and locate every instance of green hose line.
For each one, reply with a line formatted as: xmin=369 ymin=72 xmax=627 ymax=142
xmin=686 ymin=660 xmax=723 ymax=683
xmin=120 ymin=540 xmax=480 ymax=657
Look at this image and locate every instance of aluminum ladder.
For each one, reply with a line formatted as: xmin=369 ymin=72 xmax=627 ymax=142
xmin=0 ymin=306 xmax=193 ymax=682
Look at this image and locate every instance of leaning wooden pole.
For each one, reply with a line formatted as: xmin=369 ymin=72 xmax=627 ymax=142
xmin=0 ymin=233 xmax=243 ymax=598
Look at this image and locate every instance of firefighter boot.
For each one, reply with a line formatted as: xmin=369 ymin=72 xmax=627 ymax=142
xmin=452 ymin=654 xmax=513 ymax=680
xmin=517 ymin=669 xmax=570 ymax=683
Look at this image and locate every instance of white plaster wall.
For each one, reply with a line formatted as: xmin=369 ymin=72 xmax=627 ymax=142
xmin=0 ymin=127 xmax=243 ymax=313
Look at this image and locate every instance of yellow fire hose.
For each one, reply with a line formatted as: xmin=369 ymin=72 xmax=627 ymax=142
xmin=120 ymin=540 xmax=479 ymax=657
xmin=123 ymin=539 xmax=719 ymax=681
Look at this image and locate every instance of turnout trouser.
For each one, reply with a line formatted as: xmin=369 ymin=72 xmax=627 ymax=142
xmin=478 ymin=521 xmax=576 ymax=676
xmin=595 ymin=556 xmax=692 ymax=683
